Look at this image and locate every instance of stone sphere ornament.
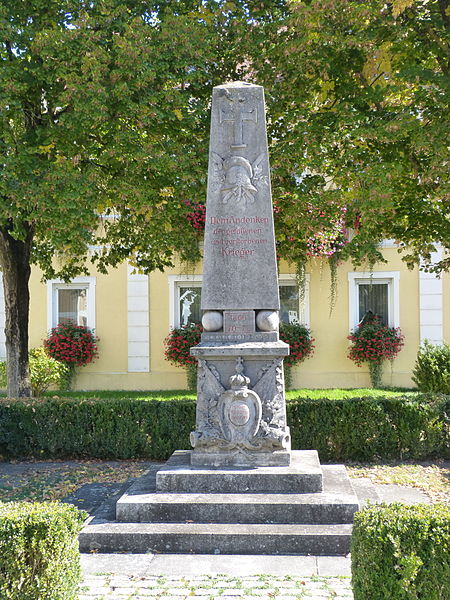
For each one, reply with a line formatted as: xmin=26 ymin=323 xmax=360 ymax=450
xmin=202 ymin=311 xmax=223 ymax=331
xmin=256 ymin=310 xmax=279 ymax=332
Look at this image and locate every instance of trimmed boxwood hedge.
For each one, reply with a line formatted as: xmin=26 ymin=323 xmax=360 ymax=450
xmin=0 ymin=394 xmax=448 ymax=460
xmin=351 ymin=503 xmax=450 ymax=600
xmin=0 ymin=501 xmax=86 ymax=600
xmin=288 ymin=394 xmax=449 ymax=461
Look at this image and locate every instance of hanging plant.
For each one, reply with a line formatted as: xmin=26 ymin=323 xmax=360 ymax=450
xmin=274 ymin=195 xmax=349 ymax=311
xmin=279 ymin=322 xmax=315 ymax=389
xmin=347 ymin=316 xmax=404 ymax=388
xmin=164 ymin=323 xmax=203 ymax=391
xmin=184 ymin=199 xmax=206 ymax=235
xmin=44 ymin=322 xmax=99 ymax=390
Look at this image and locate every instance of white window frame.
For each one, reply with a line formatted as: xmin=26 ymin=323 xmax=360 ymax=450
xmin=47 ymin=277 xmax=96 ymax=330
xmin=348 ymin=271 xmax=400 ymax=330
xmin=168 ymin=273 xmax=310 ymax=329
xmin=279 ymin=273 xmax=310 ymax=327
xmin=168 ymin=275 xmax=203 ymax=329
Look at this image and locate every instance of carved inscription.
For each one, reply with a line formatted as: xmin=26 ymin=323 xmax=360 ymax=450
xmin=208 ymin=214 xmax=270 ymax=260
xmin=229 ymin=401 xmax=251 ymax=426
xmin=223 ymin=310 xmax=255 ymax=335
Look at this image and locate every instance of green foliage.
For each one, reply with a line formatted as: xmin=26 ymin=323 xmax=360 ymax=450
xmin=0 ymin=394 xmax=447 ymax=461
xmin=0 ymin=348 xmax=69 ymax=397
xmin=287 ymin=394 xmax=449 ymax=461
xmin=0 ymin=0 xmax=284 ymax=396
xmin=0 ymin=397 xmax=196 ymax=460
xmin=2 ymin=0 xmax=449 ymax=397
xmin=28 ymin=348 xmax=69 ymax=397
xmin=279 ymin=322 xmax=315 ymax=368
xmin=185 ymin=363 xmax=198 ymax=392
xmin=164 ymin=324 xmax=202 ymax=391
xmin=347 ymin=318 xmax=404 ymax=387
xmin=0 ymin=501 xmax=86 ymax=600
xmin=254 ymin=0 xmax=450 ymax=274
xmin=413 ymin=340 xmax=450 ymax=394
xmin=0 ymin=362 xmax=5 ymax=389
xmin=0 ymin=0 xmax=284 ymax=280
xmin=352 ymin=503 xmax=450 ymax=600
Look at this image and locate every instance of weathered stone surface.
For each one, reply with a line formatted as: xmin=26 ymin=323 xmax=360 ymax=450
xmin=190 ymin=82 xmax=289 ymax=466
xmin=202 ymin=311 xmax=223 ymax=331
xmin=79 ymin=522 xmax=353 ymax=556
xmin=156 ymin=450 xmax=322 ymax=493
xmin=223 ymin=310 xmax=255 ymax=335
xmin=201 ymin=82 xmax=279 ymax=312
xmin=256 ymin=310 xmax=279 ymax=332
xmin=190 ymin=355 xmax=290 ymax=466
xmin=116 ymin=465 xmax=359 ymax=525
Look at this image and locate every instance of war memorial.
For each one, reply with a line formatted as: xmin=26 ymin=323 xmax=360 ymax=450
xmin=80 ymin=82 xmax=360 ymax=555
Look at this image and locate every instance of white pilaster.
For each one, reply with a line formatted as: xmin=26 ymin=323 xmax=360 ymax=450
xmin=419 ymin=248 xmax=443 ymax=345
xmin=127 ymin=266 xmax=150 ymax=372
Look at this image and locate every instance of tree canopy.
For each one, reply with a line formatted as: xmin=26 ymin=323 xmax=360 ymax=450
xmin=0 ymin=0 xmax=448 ymax=396
xmin=254 ymin=0 xmax=449 ymax=274
xmin=0 ymin=0 xmax=282 ymax=395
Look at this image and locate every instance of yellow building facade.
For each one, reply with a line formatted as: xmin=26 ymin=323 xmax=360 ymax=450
xmin=0 ymin=244 xmax=448 ymax=390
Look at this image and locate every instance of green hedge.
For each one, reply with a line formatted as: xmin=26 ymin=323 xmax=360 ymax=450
xmin=287 ymin=394 xmax=449 ymax=461
xmin=0 ymin=394 xmax=447 ymax=460
xmin=0 ymin=397 xmax=195 ymax=460
xmin=0 ymin=501 xmax=86 ymax=600
xmin=351 ymin=503 xmax=450 ymax=600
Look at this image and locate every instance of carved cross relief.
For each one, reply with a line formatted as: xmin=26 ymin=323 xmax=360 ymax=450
xmin=220 ymin=96 xmax=258 ymax=149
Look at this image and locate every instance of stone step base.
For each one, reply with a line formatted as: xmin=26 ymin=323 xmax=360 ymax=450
xmin=156 ymin=450 xmax=323 ymax=493
xmin=116 ymin=465 xmax=358 ymax=525
xmin=79 ymin=522 xmax=353 ymax=556
xmin=117 ymin=491 xmax=358 ymax=524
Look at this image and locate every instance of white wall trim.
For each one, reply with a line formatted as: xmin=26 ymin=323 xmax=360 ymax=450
xmin=0 ymin=274 xmax=5 ymax=360
xmin=348 ymin=271 xmax=400 ymax=330
xmin=378 ymin=239 xmax=398 ymax=248
xmin=47 ymin=276 xmax=96 ymax=331
xmin=127 ymin=265 xmax=149 ymax=372
xmin=419 ymin=248 xmax=443 ymax=345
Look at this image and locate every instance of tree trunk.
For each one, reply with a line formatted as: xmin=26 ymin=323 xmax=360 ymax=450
xmin=0 ymin=222 xmax=33 ymax=397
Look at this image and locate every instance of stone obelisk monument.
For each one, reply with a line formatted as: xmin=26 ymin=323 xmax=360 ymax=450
xmin=80 ymin=82 xmax=360 ymax=557
xmin=190 ymin=81 xmax=291 ymax=467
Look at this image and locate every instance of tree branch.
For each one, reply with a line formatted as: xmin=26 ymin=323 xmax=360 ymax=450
xmin=4 ymin=41 xmax=14 ymax=60
xmin=438 ymin=0 xmax=450 ymax=29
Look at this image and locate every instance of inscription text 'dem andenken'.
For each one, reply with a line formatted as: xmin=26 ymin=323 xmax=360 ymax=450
xmin=209 ymin=215 xmax=269 ymax=259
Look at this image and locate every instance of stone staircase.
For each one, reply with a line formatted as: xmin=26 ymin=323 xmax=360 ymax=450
xmin=79 ymin=450 xmax=363 ymax=556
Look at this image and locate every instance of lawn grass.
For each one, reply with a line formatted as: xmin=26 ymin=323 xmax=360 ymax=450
xmin=0 ymin=460 xmax=151 ymax=503
xmin=348 ymin=462 xmax=450 ymax=503
xmin=285 ymin=387 xmax=418 ymax=400
xmin=0 ymin=459 xmax=447 ymax=504
xmin=43 ymin=389 xmax=197 ymax=400
xmin=21 ymin=387 xmax=419 ymax=401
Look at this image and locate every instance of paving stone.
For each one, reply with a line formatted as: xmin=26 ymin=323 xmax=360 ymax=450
xmin=78 ymin=573 xmax=355 ymax=600
xmin=316 ymin=557 xmax=351 ymax=577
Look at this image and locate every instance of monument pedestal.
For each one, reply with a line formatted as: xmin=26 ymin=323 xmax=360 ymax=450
xmin=190 ymin=342 xmax=290 ymax=467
